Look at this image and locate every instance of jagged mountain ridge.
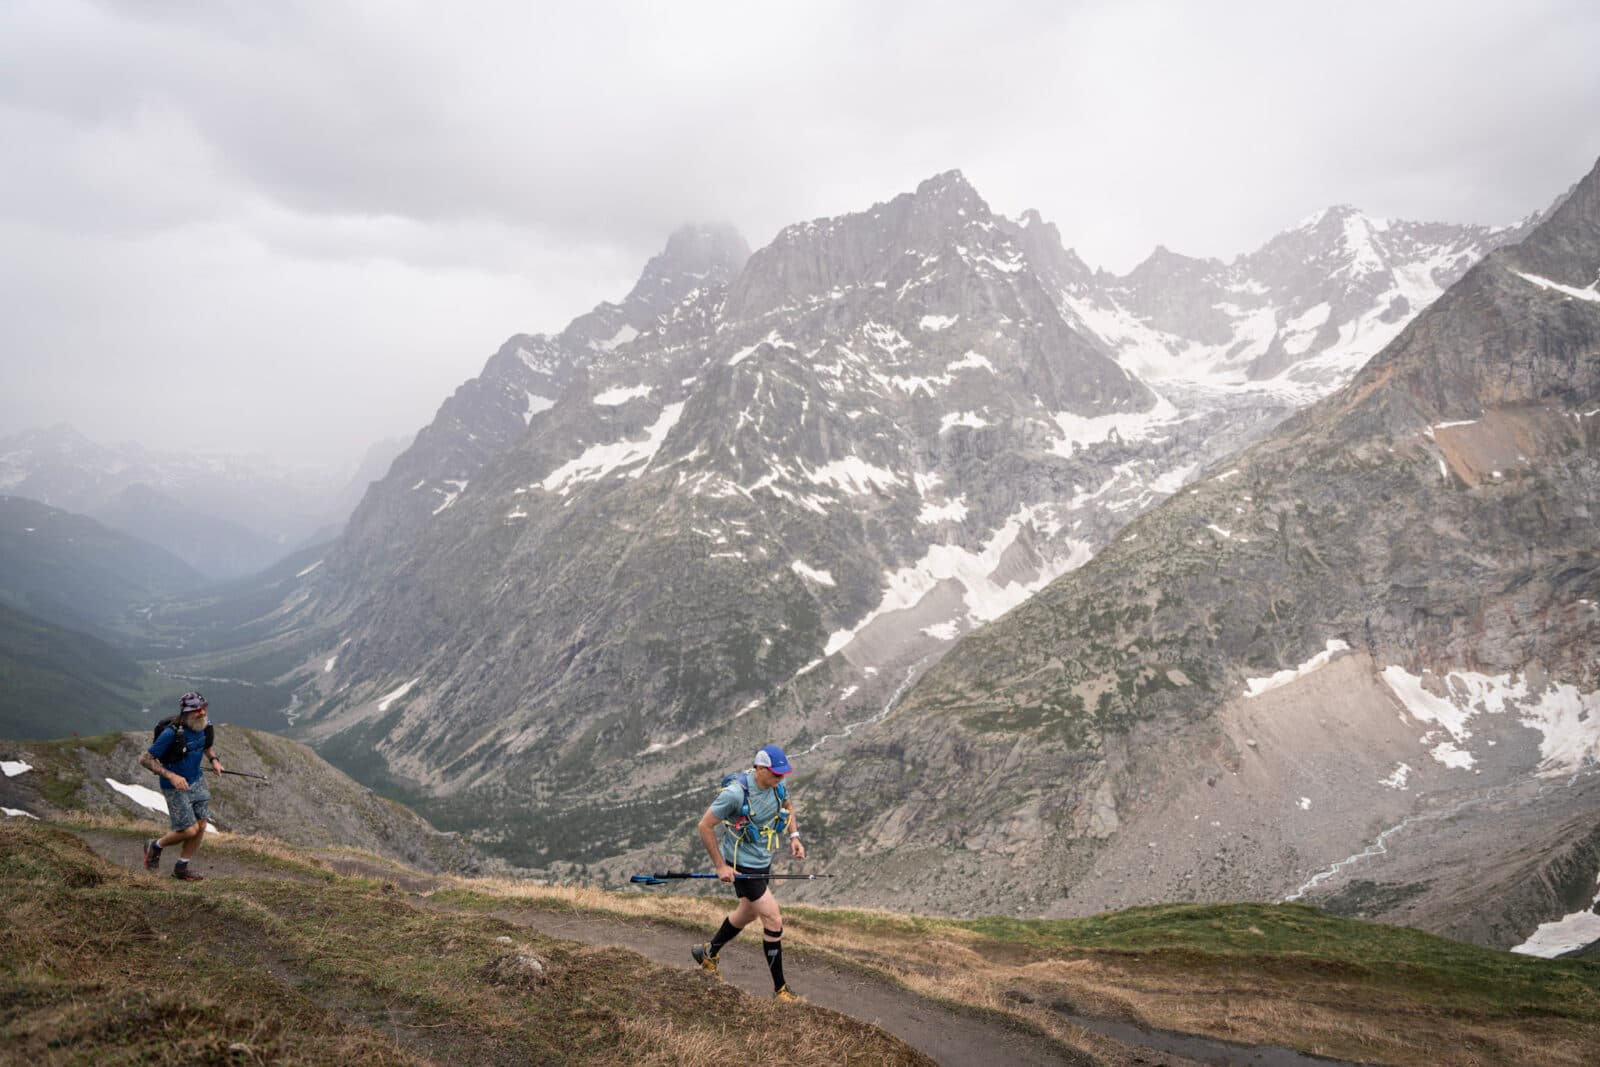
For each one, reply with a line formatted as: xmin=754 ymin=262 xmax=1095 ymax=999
xmin=1022 ymin=203 xmax=1541 ymax=399
xmin=793 ymin=157 xmax=1600 ymax=948
xmin=307 ymin=175 xmax=1156 ymax=810
xmin=291 ymin=169 xmax=1539 ymax=871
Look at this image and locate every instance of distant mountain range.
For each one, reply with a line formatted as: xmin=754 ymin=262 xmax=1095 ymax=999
xmin=267 ymin=156 xmax=1569 ymax=932
xmin=0 ymin=494 xmax=204 ymax=633
xmin=0 ymin=425 xmax=406 ymax=580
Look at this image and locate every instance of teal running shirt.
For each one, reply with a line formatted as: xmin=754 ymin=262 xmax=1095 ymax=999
xmin=710 ymin=775 xmax=786 ymax=869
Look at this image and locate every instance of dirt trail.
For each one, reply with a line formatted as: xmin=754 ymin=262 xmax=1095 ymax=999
xmin=80 ymin=831 xmax=1372 ymax=1067
xmin=471 ymin=903 xmax=1099 ymax=1066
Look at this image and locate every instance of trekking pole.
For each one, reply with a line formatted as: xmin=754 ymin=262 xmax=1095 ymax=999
xmin=630 ymin=872 xmax=835 ymax=887
xmin=220 ymin=769 xmax=271 ymax=782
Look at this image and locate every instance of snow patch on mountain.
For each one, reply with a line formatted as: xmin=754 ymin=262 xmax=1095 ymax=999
xmin=541 ymin=403 xmax=685 ymax=493
xmin=1380 ymin=762 xmax=1412 ymax=790
xmin=790 ymin=560 xmax=835 ymax=586
xmin=940 ymin=412 xmax=989 ymax=432
xmin=525 ymin=393 xmax=555 ymax=424
xmin=1337 ymin=213 xmax=1388 ymax=277
xmin=918 ymin=498 xmax=969 ymax=524
xmin=1513 ymin=872 xmax=1600 ymax=957
xmin=824 ymin=505 xmax=1092 ymax=656
xmin=1056 ymin=293 xmax=1187 ymax=381
xmin=806 ymin=457 xmax=903 ymax=495
xmin=729 ymin=330 xmax=792 ymax=367
xmin=377 ymin=678 xmax=420 ymax=713
xmin=593 ymin=385 xmax=652 ymax=406
xmin=431 ymin=480 xmax=468 ymax=515
xmin=1048 ymin=392 xmax=1183 ymax=454
xmin=1514 ymin=271 xmax=1600 ymax=303
xmin=1243 ymin=640 xmax=1351 ymax=697
xmin=1380 ymin=667 xmax=1600 ymax=775
xmin=600 ymin=324 xmax=639 ymax=350
xmin=947 ymin=351 xmax=995 ymax=373
xmin=1275 ymin=300 xmax=1414 ymax=389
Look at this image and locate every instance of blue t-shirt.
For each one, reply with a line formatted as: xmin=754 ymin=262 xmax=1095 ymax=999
xmin=148 ymin=726 xmax=208 ymax=791
xmin=710 ymin=774 xmax=787 ymax=869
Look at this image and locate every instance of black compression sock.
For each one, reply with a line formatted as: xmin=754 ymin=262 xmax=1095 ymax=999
xmin=708 ymin=918 xmax=741 ymax=956
xmin=763 ymin=927 xmax=786 ymax=991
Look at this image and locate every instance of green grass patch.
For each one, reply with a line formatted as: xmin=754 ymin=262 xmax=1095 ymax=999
xmin=954 ymin=902 xmax=1600 ymax=1019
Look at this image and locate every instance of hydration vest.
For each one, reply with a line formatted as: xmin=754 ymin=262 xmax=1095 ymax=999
xmin=718 ymin=770 xmax=789 ymax=851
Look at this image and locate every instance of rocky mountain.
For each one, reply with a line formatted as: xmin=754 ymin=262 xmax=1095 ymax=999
xmin=1050 ymin=206 xmax=1540 ymax=395
xmin=321 ymin=433 xmax=411 ymax=539
xmin=0 ymin=425 xmax=358 ymax=579
xmin=791 ymin=157 xmax=1600 ymax=952
xmin=272 ymin=169 xmax=1543 ymax=880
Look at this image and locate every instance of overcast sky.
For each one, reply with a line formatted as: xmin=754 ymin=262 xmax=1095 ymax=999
xmin=3 ymin=1 xmax=1598 ymax=473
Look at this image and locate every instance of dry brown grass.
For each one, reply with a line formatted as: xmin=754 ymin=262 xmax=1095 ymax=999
xmin=2 ymin=823 xmax=932 ymax=1066
xmin=427 ymin=875 xmax=1600 ymax=1067
xmin=23 ymin=820 xmax=1600 ymax=1066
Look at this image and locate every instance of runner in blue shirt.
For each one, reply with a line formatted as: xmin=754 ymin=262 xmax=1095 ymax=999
xmin=139 ymin=691 xmax=223 ymax=881
xmin=690 ymin=744 xmax=806 ymax=1000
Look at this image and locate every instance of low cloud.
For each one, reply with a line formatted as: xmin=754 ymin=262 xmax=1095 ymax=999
xmin=1 ymin=0 xmax=1596 ymax=468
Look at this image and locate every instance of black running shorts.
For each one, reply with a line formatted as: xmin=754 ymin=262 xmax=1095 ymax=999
xmin=734 ymin=865 xmax=771 ymax=901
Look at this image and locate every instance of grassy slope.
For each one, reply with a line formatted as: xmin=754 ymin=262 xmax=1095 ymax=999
xmin=0 ymin=602 xmax=150 ymax=739
xmin=1 ymin=823 xmax=926 ymax=1067
xmin=0 ymin=495 xmax=205 ymax=636
xmin=441 ymin=882 xmax=1600 ymax=1066
xmin=8 ymin=818 xmax=1598 ymax=1066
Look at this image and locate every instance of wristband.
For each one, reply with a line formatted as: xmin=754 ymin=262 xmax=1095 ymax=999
xmin=789 ymin=831 xmax=801 ymax=839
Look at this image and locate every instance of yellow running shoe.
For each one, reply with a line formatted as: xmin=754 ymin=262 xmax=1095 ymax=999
xmin=690 ymin=942 xmax=720 ymax=976
xmin=774 ymin=985 xmax=798 ymax=1002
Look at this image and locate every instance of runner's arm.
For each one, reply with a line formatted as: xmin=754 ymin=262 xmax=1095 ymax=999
xmin=784 ymin=799 xmax=806 ymax=860
xmin=140 ymin=733 xmax=187 ymax=789
xmin=204 ymin=744 xmax=223 ymax=775
xmin=138 ymin=752 xmax=188 ymax=790
xmin=698 ymin=808 xmax=735 ymax=880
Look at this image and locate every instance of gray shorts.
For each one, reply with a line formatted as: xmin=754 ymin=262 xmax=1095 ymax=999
xmin=165 ymin=778 xmax=211 ymax=832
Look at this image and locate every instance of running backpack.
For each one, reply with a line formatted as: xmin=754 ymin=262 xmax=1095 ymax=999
xmin=717 ymin=770 xmax=789 ymax=848
xmin=152 ymin=717 xmax=213 ymax=766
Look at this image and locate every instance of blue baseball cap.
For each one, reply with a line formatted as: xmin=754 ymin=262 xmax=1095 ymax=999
xmin=754 ymin=744 xmax=792 ymax=775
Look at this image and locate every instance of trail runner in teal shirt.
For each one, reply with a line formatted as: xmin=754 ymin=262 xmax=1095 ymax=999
xmin=690 ymin=745 xmax=805 ymax=1000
